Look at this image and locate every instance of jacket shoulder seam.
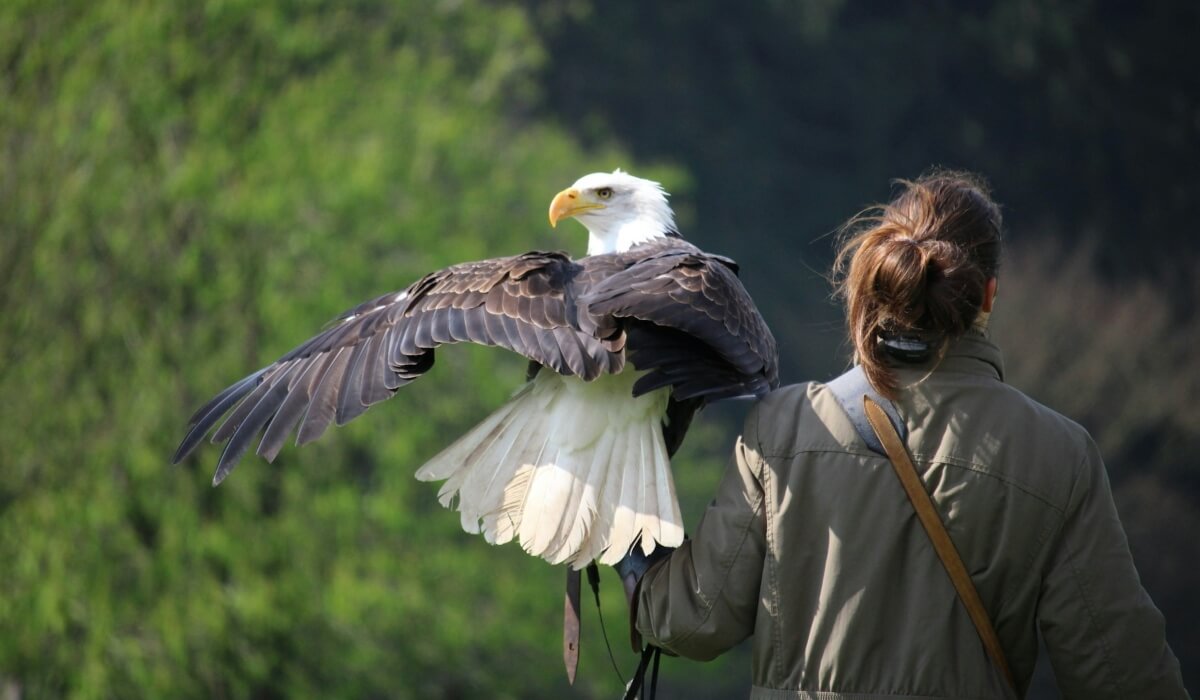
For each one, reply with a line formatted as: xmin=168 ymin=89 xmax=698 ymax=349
xmin=911 ymin=452 xmax=1067 ymax=514
xmin=760 ymin=447 xmax=1067 ymax=514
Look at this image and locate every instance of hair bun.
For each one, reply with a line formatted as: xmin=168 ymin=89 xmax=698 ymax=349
xmin=833 ymin=170 xmax=1003 ymax=399
xmin=916 ymin=238 xmax=960 ymax=279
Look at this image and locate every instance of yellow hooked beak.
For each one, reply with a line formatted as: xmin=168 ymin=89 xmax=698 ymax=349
xmin=548 ymin=187 xmax=605 ymax=227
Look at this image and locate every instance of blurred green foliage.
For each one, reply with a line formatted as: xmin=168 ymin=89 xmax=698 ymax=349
xmin=0 ymin=1 xmax=694 ymax=697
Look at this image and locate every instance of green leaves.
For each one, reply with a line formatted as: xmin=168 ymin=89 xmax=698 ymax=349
xmin=0 ymin=2 xmax=684 ymax=697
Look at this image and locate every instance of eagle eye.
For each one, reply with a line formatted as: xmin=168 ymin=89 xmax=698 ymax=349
xmin=596 ymin=187 xmax=614 ymax=200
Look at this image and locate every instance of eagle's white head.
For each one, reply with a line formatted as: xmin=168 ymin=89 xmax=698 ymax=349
xmin=548 ymin=169 xmax=678 ymax=256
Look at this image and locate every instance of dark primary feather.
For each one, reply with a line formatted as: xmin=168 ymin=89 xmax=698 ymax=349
xmin=173 ymin=252 xmax=622 ymax=484
xmin=174 ymin=237 xmax=778 ymax=485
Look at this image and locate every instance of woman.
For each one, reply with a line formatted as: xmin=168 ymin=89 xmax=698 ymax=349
xmin=623 ymin=172 xmax=1187 ymax=698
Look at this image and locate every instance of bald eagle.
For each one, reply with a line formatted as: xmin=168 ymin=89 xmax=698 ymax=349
xmin=174 ymin=170 xmax=778 ymax=569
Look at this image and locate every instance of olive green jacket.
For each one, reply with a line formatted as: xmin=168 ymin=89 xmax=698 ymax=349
xmin=635 ymin=333 xmax=1187 ymax=699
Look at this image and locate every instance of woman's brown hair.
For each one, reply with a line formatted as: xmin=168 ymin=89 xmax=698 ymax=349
xmin=833 ymin=170 xmax=1002 ymax=399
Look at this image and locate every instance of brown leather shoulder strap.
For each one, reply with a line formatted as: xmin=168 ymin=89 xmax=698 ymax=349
xmin=863 ymin=397 xmax=1017 ymax=692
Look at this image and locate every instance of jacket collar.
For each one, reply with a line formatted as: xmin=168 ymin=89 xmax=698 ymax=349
xmin=891 ymin=329 xmax=1005 ymax=383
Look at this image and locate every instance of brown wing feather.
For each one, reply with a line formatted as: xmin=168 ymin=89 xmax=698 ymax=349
xmin=174 ymin=251 xmax=625 ymax=484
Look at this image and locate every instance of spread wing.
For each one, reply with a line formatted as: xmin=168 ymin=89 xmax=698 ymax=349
xmin=581 ymin=238 xmax=779 ymax=401
xmin=173 ymin=251 xmax=624 ymax=485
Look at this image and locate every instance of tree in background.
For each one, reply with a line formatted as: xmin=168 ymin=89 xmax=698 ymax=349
xmin=532 ymin=2 xmax=1199 ymax=696
xmin=0 ymin=1 xmax=696 ymax=697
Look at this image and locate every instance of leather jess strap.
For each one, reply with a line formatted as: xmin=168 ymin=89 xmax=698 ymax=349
xmin=564 ymin=567 xmax=582 ymax=684
xmin=863 ymin=397 xmax=1018 ymax=692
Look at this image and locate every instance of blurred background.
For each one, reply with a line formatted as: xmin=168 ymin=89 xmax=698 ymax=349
xmin=1 ymin=1 xmax=1196 ymax=697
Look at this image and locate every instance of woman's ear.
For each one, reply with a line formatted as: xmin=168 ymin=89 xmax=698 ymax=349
xmin=982 ymin=277 xmax=998 ymax=313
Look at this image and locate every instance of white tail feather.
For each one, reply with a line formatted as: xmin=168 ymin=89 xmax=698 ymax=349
xmin=415 ymin=370 xmax=684 ymax=568
xmin=574 ymin=429 xmax=625 ymax=567
xmin=547 ymin=427 xmax=615 ymax=567
xmin=598 ymin=426 xmax=642 ymax=565
xmin=652 ymin=431 xmax=684 ymax=548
